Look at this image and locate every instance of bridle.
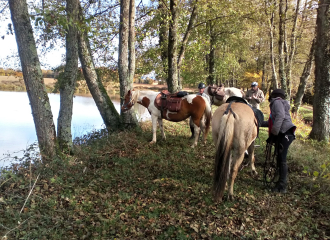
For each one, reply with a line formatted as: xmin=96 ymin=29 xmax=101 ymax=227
xmin=122 ymin=91 xmax=135 ymax=111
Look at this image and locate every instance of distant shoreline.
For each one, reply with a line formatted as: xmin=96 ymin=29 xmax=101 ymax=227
xmin=0 ymin=76 xmax=195 ymax=94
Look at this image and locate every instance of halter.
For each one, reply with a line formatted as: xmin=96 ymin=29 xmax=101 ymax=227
xmin=122 ymin=91 xmax=135 ymax=111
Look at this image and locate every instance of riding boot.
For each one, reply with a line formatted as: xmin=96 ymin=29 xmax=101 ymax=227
xmin=278 ymin=162 xmax=288 ymax=190
xmin=189 ymin=126 xmax=195 ymax=139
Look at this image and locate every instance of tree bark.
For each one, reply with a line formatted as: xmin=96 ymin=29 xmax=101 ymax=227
xmin=119 ymin=0 xmax=137 ymax=125
xmin=278 ymin=0 xmax=287 ymax=96
xmin=78 ymin=7 xmax=120 ymax=129
xmin=309 ymin=0 xmax=330 ymax=141
xmin=158 ymin=1 xmax=168 ymax=82
xmin=128 ymin=0 xmax=136 ymax=84
xmin=292 ymin=38 xmax=315 ymax=115
xmin=57 ymin=0 xmax=79 ymax=152
xmin=167 ymin=0 xmax=179 ymax=93
xmin=177 ymin=2 xmax=198 ymax=88
xmin=286 ymin=0 xmax=301 ymax=99
xmin=9 ymin=0 xmax=56 ymax=159
xmin=268 ymin=8 xmax=278 ymax=90
xmin=207 ymin=28 xmax=216 ymax=85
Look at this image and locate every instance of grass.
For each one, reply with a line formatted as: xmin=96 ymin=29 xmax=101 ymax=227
xmin=0 ymin=104 xmax=329 ymax=239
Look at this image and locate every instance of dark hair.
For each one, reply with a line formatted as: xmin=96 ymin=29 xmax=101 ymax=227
xmin=269 ymin=88 xmax=285 ymax=101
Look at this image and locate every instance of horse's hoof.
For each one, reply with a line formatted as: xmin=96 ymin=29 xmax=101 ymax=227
xmin=227 ymin=195 xmax=234 ymax=201
xmin=191 ymin=144 xmax=196 ymax=148
xmin=149 ymin=141 xmax=156 ymax=145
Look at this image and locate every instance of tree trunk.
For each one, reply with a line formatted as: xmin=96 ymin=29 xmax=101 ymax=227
xmin=309 ymin=0 xmax=330 ymax=141
xmin=78 ymin=7 xmax=120 ymax=129
xmin=177 ymin=2 xmax=198 ymax=88
xmin=261 ymin=58 xmax=267 ymax=92
xmin=128 ymin=0 xmax=135 ymax=84
xmin=269 ymin=9 xmax=278 ymax=90
xmin=9 ymin=0 xmax=56 ymax=159
xmin=167 ymin=0 xmax=179 ymax=93
xmin=57 ymin=0 xmax=79 ymax=152
xmin=158 ymin=1 xmax=168 ymax=82
xmin=278 ymin=0 xmax=287 ymax=96
xmin=119 ymin=0 xmax=137 ymax=125
xmin=286 ymin=0 xmax=301 ymax=99
xmin=292 ymin=39 xmax=315 ymax=116
xmin=207 ymin=22 xmax=216 ymax=85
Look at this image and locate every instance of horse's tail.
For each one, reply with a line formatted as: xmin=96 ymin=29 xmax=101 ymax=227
xmin=213 ymin=109 xmax=236 ymax=201
xmin=204 ymin=100 xmax=212 ymax=138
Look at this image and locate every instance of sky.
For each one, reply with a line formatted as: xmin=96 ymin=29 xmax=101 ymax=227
xmin=0 ymin=15 xmax=65 ymax=70
xmin=0 ymin=0 xmax=153 ymax=71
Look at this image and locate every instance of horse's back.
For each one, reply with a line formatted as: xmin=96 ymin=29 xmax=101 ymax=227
xmin=212 ymin=103 xmax=256 ymax=143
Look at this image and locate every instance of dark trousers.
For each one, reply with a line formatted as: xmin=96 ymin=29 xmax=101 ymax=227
xmin=276 ymin=130 xmax=295 ymax=188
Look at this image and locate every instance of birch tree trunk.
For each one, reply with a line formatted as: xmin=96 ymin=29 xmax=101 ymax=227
xmin=119 ymin=0 xmax=137 ymax=125
xmin=309 ymin=0 xmax=330 ymax=141
xmin=291 ymin=39 xmax=315 ymax=116
xmin=9 ymin=0 xmax=56 ymax=159
xmin=78 ymin=7 xmax=120 ymax=129
xmin=57 ymin=0 xmax=79 ymax=152
xmin=167 ymin=0 xmax=179 ymax=93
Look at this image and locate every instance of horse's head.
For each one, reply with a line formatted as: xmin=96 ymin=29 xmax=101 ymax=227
xmin=121 ymin=89 xmax=135 ymax=112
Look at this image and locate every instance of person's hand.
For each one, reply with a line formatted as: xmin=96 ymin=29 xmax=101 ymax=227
xmin=266 ymin=134 xmax=277 ymax=144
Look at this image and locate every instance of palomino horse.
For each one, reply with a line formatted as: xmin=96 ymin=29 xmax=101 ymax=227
xmin=205 ymin=86 xmax=245 ymax=106
xmin=122 ymin=90 xmax=212 ymax=147
xmin=189 ymin=85 xmax=245 ymax=139
xmin=212 ymin=101 xmax=258 ymax=201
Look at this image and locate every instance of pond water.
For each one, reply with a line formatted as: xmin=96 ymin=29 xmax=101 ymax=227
xmin=0 ymin=91 xmax=148 ymax=168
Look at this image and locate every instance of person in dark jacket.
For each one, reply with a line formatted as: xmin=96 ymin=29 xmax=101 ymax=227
xmin=262 ymin=89 xmax=296 ymax=193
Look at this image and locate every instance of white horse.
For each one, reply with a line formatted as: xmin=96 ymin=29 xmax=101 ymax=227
xmin=122 ymin=90 xmax=212 ymax=148
xmin=204 ymin=86 xmax=245 ymax=106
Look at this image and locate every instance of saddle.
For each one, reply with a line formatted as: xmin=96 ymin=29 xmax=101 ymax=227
xmin=154 ymin=90 xmax=188 ymax=113
xmin=207 ymin=85 xmax=226 ymax=101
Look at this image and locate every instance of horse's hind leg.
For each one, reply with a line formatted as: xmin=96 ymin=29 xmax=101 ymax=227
xmin=150 ymin=115 xmax=158 ymax=144
xmin=200 ymin=116 xmax=207 ymax=144
xmin=247 ymin=141 xmax=257 ymax=176
xmin=191 ymin=123 xmax=200 ymax=148
xmin=158 ymin=118 xmax=166 ymax=140
xmin=228 ymin=152 xmax=244 ymax=200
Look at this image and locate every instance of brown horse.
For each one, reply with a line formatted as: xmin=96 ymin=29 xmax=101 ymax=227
xmin=122 ymin=90 xmax=212 ymax=147
xmin=212 ymin=102 xmax=258 ymax=201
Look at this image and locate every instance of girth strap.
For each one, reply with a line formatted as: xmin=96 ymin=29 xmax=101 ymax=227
xmin=224 ymin=101 xmax=237 ymax=119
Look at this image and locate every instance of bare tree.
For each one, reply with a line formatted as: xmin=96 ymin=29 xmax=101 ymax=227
xmin=9 ymin=0 xmax=56 ymax=159
xmin=309 ymin=0 xmax=330 ymax=141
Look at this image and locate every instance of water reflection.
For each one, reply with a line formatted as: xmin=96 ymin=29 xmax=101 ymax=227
xmin=0 ymin=91 xmax=148 ymax=167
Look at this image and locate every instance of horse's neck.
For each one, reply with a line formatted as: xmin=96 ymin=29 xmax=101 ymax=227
xmin=135 ymin=90 xmax=157 ymax=105
xmin=226 ymin=88 xmax=242 ymax=97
